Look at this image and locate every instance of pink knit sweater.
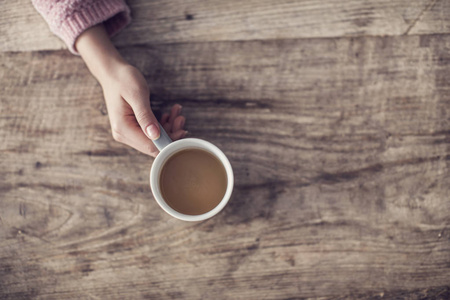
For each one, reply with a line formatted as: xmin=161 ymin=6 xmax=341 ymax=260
xmin=32 ymin=0 xmax=131 ymax=54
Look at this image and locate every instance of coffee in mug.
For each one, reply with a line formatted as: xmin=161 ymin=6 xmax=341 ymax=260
xmin=150 ymin=125 xmax=234 ymax=221
xmin=159 ymin=148 xmax=227 ymax=215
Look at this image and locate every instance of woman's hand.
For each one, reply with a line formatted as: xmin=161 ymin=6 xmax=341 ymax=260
xmin=100 ymin=63 xmax=186 ymax=156
xmin=76 ymin=24 xmax=186 ymax=156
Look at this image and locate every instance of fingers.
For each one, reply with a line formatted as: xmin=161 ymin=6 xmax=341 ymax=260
xmin=161 ymin=105 xmax=183 ymax=133
xmin=121 ymin=76 xmax=160 ymax=141
xmin=170 ymin=129 xmax=188 ymax=141
xmin=162 ymin=118 xmax=171 ymax=133
xmin=111 ymin=116 xmax=159 ymax=157
xmin=169 ymin=104 xmax=182 ymax=125
xmin=132 ymin=102 xmax=160 ymax=140
xmin=172 ymin=115 xmax=185 ymax=132
xmin=160 ymin=104 xmax=187 ymax=141
xmin=161 ymin=113 xmax=170 ymax=125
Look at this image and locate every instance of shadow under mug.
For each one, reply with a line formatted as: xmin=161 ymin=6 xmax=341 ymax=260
xmin=150 ymin=124 xmax=234 ymax=221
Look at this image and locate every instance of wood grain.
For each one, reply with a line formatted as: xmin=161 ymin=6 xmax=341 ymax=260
xmin=408 ymin=0 xmax=450 ymax=35
xmin=1 ymin=33 xmax=449 ymax=299
xmin=2 ymin=0 xmax=449 ymax=52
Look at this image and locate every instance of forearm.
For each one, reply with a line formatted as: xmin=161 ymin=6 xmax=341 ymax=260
xmin=76 ymin=24 xmax=127 ymax=84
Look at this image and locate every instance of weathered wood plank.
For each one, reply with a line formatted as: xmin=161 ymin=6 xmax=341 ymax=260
xmin=1 ymin=34 xmax=450 ymax=299
xmin=2 ymin=0 xmax=449 ymax=52
xmin=409 ymin=0 xmax=450 ymax=35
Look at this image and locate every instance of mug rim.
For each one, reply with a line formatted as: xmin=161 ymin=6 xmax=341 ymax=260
xmin=150 ymin=138 xmax=234 ymax=221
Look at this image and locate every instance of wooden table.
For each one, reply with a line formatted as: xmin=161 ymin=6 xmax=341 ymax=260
xmin=1 ymin=1 xmax=449 ymax=299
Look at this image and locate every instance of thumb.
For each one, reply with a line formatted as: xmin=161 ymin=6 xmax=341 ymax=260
xmin=132 ymin=103 xmax=160 ymax=140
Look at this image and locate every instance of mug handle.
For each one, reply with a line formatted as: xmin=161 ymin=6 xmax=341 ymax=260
xmin=152 ymin=123 xmax=173 ymax=151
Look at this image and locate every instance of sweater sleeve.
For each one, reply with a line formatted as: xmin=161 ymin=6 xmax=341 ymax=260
xmin=32 ymin=0 xmax=131 ymax=54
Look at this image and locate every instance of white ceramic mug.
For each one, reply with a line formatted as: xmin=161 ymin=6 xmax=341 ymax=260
xmin=150 ymin=124 xmax=234 ymax=221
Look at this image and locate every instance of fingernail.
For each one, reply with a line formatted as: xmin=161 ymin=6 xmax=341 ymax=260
xmin=183 ymin=131 xmax=188 ymax=138
xmin=178 ymin=105 xmax=183 ymax=114
xmin=146 ymin=124 xmax=160 ymax=140
xmin=180 ymin=118 xmax=185 ymax=128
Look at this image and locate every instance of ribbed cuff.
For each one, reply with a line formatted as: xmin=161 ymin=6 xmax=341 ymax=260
xmin=54 ymin=0 xmax=131 ymax=54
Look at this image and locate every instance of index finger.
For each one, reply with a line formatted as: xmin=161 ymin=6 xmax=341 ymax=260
xmin=114 ymin=117 xmax=160 ymax=157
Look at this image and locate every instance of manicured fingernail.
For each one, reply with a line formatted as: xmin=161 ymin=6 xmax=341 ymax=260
xmin=146 ymin=124 xmax=160 ymax=140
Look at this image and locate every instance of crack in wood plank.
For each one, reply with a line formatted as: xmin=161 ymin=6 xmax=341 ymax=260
xmin=403 ymin=0 xmax=438 ymax=35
